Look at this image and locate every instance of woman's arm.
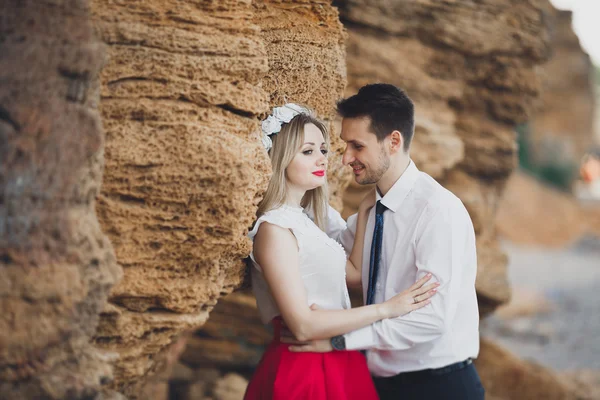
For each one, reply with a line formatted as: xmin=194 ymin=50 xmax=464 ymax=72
xmin=254 ymin=222 xmax=437 ymax=342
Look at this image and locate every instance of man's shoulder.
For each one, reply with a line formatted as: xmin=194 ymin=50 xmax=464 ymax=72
xmin=413 ymin=171 xmax=464 ymax=212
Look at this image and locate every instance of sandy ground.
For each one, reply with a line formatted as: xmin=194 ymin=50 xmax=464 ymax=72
xmin=481 ymin=235 xmax=600 ymax=395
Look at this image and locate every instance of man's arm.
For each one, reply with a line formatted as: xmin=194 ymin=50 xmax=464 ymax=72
xmin=338 ymin=212 xmax=357 ymax=254
xmin=343 ymin=201 xmax=476 ymax=351
xmin=324 ymin=206 xmax=363 ymax=287
xmin=324 ymin=205 xmax=352 ymax=246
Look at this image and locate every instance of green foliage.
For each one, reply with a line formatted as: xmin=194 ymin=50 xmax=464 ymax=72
xmin=516 ymin=124 xmax=533 ymax=171
xmin=516 ymin=123 xmax=577 ymax=192
xmin=535 ymin=163 xmax=578 ymax=191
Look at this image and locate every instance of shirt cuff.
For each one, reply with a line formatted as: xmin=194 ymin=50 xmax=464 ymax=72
xmin=344 ymin=324 xmax=377 ymax=351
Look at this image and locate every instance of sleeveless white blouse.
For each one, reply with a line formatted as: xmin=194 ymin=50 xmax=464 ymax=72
xmin=248 ymin=205 xmax=352 ymax=324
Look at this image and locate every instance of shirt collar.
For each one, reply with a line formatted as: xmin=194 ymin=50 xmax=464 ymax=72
xmin=376 ymin=159 xmax=419 ymax=213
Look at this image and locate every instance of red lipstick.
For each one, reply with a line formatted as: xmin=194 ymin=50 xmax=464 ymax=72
xmin=312 ymin=170 xmax=325 ymax=177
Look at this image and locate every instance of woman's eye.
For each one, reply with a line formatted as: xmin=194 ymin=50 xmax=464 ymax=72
xmin=321 ymin=149 xmax=329 ymax=155
xmin=303 ymin=150 xmax=313 ymax=155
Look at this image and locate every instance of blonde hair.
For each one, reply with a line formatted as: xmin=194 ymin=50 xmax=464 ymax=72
xmin=257 ymin=111 xmax=330 ymax=231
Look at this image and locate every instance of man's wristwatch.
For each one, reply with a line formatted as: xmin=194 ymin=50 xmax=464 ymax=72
xmin=330 ymin=335 xmax=346 ymax=351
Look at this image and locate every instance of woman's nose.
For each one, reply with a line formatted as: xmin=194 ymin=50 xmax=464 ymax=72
xmin=317 ymin=152 xmax=327 ymax=166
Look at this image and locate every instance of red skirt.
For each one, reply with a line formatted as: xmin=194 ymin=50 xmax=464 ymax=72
xmin=244 ymin=318 xmax=379 ymax=400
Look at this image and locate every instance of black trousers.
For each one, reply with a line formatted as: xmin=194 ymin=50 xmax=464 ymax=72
xmin=372 ymin=360 xmax=485 ymax=400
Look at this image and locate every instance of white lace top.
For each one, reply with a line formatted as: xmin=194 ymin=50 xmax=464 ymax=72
xmin=248 ymin=205 xmax=352 ymax=324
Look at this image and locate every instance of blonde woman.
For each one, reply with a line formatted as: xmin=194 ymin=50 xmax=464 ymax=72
xmin=244 ymin=104 xmax=438 ymax=400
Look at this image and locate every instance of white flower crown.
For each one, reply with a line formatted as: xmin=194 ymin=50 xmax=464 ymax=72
xmin=261 ymin=103 xmax=309 ymax=151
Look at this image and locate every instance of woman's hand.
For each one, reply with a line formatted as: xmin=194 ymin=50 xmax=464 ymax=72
xmin=358 ymin=188 xmax=377 ymax=214
xmin=378 ymin=273 xmax=439 ymax=319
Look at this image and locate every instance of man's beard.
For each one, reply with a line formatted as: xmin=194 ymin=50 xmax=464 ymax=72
xmin=356 ymin=150 xmax=390 ymax=185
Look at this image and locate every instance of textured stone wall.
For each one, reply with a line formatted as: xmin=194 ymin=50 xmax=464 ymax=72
xmin=528 ymin=4 xmax=596 ymax=167
xmin=168 ymin=1 xmax=584 ymax=399
xmin=4 ymin=0 xmax=592 ymax=398
xmin=337 ymin=0 xmax=552 ymax=316
xmin=474 ymin=338 xmax=582 ymax=400
xmin=0 ymin=1 xmax=122 ymax=398
xmin=90 ymin=0 xmax=347 ymax=395
xmin=168 ymin=0 xmax=553 ymax=386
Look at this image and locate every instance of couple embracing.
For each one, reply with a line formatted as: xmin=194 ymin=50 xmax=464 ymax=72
xmin=244 ymin=84 xmax=484 ymax=400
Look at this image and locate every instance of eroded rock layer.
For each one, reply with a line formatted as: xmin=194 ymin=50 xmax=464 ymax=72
xmin=0 ymin=1 xmax=121 ymax=398
xmin=337 ymin=0 xmax=552 ymax=315
xmin=528 ymin=4 xmax=596 ymax=167
xmin=90 ymin=0 xmax=347 ymax=395
xmin=475 ymin=338 xmax=583 ymax=400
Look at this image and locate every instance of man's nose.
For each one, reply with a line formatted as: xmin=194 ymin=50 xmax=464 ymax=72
xmin=342 ymin=147 xmax=353 ymax=166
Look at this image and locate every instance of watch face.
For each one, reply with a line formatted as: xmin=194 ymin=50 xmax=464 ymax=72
xmin=332 ymin=335 xmax=345 ymax=350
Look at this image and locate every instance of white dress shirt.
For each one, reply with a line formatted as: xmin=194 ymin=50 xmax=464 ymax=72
xmin=333 ymin=160 xmax=480 ymax=377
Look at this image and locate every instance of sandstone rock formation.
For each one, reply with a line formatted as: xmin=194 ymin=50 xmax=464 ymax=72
xmin=5 ymin=0 xmax=593 ymax=398
xmin=527 ymin=5 xmax=597 ymax=168
xmin=337 ymin=0 xmax=552 ymax=316
xmin=497 ymin=171 xmax=600 ymax=247
xmin=90 ymin=0 xmax=348 ymax=395
xmin=475 ymin=338 xmax=587 ymax=400
xmin=0 ymin=0 xmax=122 ymax=398
xmin=166 ymin=2 xmax=593 ymax=398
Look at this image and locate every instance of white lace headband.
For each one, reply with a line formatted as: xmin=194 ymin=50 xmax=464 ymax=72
xmin=261 ymin=103 xmax=309 ymax=151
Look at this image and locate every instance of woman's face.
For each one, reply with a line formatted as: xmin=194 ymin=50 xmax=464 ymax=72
xmin=286 ymin=123 xmax=328 ymax=191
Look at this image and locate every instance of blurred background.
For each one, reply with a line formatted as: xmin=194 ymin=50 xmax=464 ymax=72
xmin=1 ymin=0 xmax=599 ymax=399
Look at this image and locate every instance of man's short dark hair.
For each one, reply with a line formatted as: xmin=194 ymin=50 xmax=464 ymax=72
xmin=337 ymin=83 xmax=415 ymax=151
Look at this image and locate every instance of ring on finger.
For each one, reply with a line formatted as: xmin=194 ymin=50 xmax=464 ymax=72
xmin=413 ymin=296 xmax=418 ymax=304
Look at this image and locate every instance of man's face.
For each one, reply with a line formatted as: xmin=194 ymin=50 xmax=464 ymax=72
xmin=340 ymin=117 xmax=390 ymax=185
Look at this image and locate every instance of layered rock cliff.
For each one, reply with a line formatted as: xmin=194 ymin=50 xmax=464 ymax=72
xmin=168 ymin=0 xmax=554 ymax=391
xmin=171 ymin=1 xmax=590 ymax=399
xmin=90 ymin=0 xmax=348 ymax=395
xmin=0 ymin=1 xmax=122 ymax=398
xmin=337 ymin=0 xmax=551 ymax=316
xmin=527 ymin=5 xmax=596 ymax=167
xmin=4 ymin=0 xmax=594 ymax=398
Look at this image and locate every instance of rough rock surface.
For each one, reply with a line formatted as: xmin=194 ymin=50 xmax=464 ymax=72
xmin=160 ymin=0 xmax=570 ymax=397
xmin=5 ymin=0 xmax=592 ymax=397
xmin=0 ymin=0 xmax=122 ymax=398
xmin=528 ymin=5 xmax=596 ymax=166
xmin=166 ymin=1 xmax=595 ymax=398
xmin=337 ymin=0 xmax=553 ymax=316
xmin=475 ymin=338 xmax=588 ymax=400
xmin=497 ymin=171 xmax=600 ymax=247
xmin=90 ymin=0 xmax=347 ymax=395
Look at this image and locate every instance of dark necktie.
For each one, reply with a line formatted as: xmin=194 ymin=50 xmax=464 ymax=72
xmin=366 ymin=200 xmax=387 ymax=305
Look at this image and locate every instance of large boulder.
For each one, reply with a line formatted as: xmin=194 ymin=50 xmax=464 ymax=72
xmin=337 ymin=0 xmax=552 ymax=316
xmin=475 ymin=338 xmax=584 ymax=400
xmin=0 ymin=0 xmax=122 ymax=398
xmin=527 ymin=5 xmax=597 ymax=168
xmin=496 ymin=171 xmax=600 ymax=247
xmin=90 ymin=0 xmax=348 ymax=395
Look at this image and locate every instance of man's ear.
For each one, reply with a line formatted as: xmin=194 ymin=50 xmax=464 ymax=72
xmin=389 ymin=130 xmax=403 ymax=153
